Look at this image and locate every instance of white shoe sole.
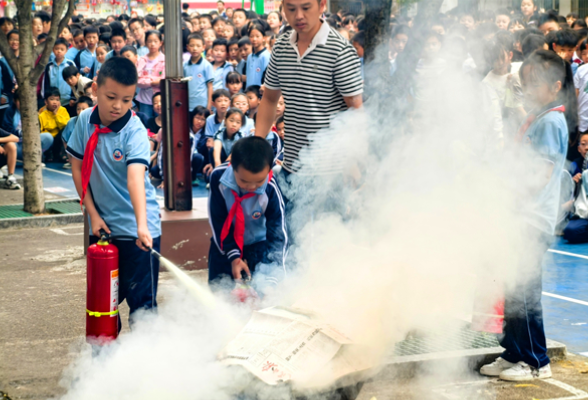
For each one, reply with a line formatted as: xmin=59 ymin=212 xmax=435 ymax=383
xmin=499 ymin=372 xmax=552 ymax=381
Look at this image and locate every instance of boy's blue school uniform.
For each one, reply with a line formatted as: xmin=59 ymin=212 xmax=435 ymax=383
xmin=0 ymin=57 xmax=16 ymax=105
xmin=183 ymin=57 xmax=213 ymax=111
xmin=74 ymin=48 xmax=96 ymax=78
xmin=499 ymin=103 xmax=568 ymax=371
xmin=207 ymin=163 xmax=287 ymax=283
xmin=67 ymin=106 xmax=161 ymax=317
xmin=61 ymin=116 xmax=77 ymax=144
xmin=214 ymin=128 xmax=244 ymax=159
xmin=65 ymin=47 xmax=80 ymax=62
xmin=136 ymin=45 xmax=149 ymax=57
xmin=235 ymin=59 xmax=246 ymax=76
xmin=205 ymin=113 xmax=223 ymax=137
xmin=246 ymin=48 xmax=270 ymax=87
xmin=212 ymin=61 xmax=234 ymax=90
xmin=42 ymin=58 xmax=76 ymax=106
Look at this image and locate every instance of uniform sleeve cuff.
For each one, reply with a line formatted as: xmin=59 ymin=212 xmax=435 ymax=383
xmin=227 ymin=249 xmax=241 ymax=262
xmin=66 ymin=146 xmax=83 ymax=160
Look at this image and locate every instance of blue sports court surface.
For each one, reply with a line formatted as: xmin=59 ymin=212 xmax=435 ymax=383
xmin=10 ymin=163 xmax=588 ymax=355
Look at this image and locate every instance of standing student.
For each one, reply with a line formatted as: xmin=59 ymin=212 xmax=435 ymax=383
xmin=137 ymin=30 xmax=165 ymax=118
xmin=183 ymin=33 xmax=214 ymax=111
xmin=67 ymin=57 xmax=161 ymax=325
xmin=480 ymin=50 xmax=568 ymax=382
xmin=74 ymin=26 xmax=99 ymax=78
xmin=245 ymin=23 xmax=271 ymax=87
xmin=94 ymin=43 xmax=110 ymax=76
xmin=211 ymin=39 xmax=234 ymax=90
xmin=236 ymin=36 xmax=251 ymax=79
xmin=128 ymin=17 xmax=149 ymax=57
xmin=66 ymin=29 xmax=86 ymax=61
xmin=43 ymin=38 xmax=76 ymax=107
xmin=105 ymin=28 xmax=127 ymax=60
xmin=207 ymin=136 xmax=287 ymax=285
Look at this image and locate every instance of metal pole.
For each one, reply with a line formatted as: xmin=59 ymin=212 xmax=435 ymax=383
xmin=162 ymin=0 xmax=192 ymax=211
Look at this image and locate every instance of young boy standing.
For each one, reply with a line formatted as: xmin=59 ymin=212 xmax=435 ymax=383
xmin=208 ymin=136 xmax=287 ymax=284
xmin=105 ymin=28 xmax=127 ymax=60
xmin=67 ymin=57 xmax=161 ymax=323
xmin=74 ymin=26 xmax=99 ymax=78
xmin=184 ymin=33 xmax=214 ymax=111
xmin=66 ymin=29 xmax=86 ymax=62
xmin=43 ymin=38 xmax=76 ymax=107
xmin=211 ymin=39 xmax=235 ymax=90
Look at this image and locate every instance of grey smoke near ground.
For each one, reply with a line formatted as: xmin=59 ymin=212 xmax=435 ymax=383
xmin=59 ymin=26 xmax=552 ymax=400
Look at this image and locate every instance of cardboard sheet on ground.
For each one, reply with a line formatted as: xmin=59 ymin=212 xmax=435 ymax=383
xmin=218 ymin=307 xmax=375 ymax=387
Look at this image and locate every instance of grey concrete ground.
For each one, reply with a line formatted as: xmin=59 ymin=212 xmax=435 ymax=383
xmin=1 ymin=224 xmax=587 ymax=400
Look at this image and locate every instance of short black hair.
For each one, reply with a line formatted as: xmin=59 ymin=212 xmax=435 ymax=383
xmin=109 ymin=21 xmax=124 ymax=31
xmin=62 ymin=65 xmax=80 ymax=81
xmin=121 ymin=45 xmax=137 ymax=56
xmin=144 ymin=16 xmax=158 ymax=28
xmin=238 ymin=36 xmax=251 ymax=47
xmin=522 ymin=34 xmax=546 ymax=58
xmin=191 ymin=105 xmax=211 ymax=121
xmin=538 ymin=13 xmax=559 ymax=28
xmin=228 ymin=38 xmax=239 ymax=48
xmin=231 ymin=136 xmax=274 ymax=173
xmin=99 ymin=25 xmax=112 ymax=34
xmin=72 ymin=28 xmax=83 ymax=38
xmin=128 ymin=17 xmax=144 ymax=28
xmin=212 ymin=88 xmax=231 ymax=102
xmin=572 ymin=19 xmax=588 ymax=29
xmin=212 ymin=38 xmax=228 ymax=51
xmin=211 ymin=17 xmax=226 ymax=27
xmin=54 ymin=37 xmax=69 ymax=49
xmin=152 ymin=91 xmax=161 ymax=102
xmin=118 ymin=14 xmax=130 ymax=22
xmin=35 ymin=11 xmax=51 ymax=23
xmin=276 ymin=115 xmax=284 ymax=125
xmin=187 ymin=32 xmax=205 ymax=45
xmin=100 ymin=33 xmax=112 ymax=45
xmin=76 ymin=95 xmax=94 ymax=108
xmin=44 ymin=87 xmax=61 ymax=101
xmin=83 ymin=25 xmax=99 ymax=37
xmin=233 ymin=8 xmax=248 ymax=18
xmin=110 ymin=27 xmax=127 ymax=40
xmin=6 ymin=29 xmax=18 ymax=41
xmin=226 ymin=71 xmax=242 ymax=84
xmin=352 ymin=31 xmax=365 ymax=47
xmin=37 ymin=33 xmax=48 ymax=42
xmin=0 ymin=17 xmax=13 ymax=27
xmin=245 ymin=85 xmax=261 ymax=99
xmin=96 ymin=57 xmax=138 ymax=87
xmin=548 ymin=29 xmax=579 ymax=48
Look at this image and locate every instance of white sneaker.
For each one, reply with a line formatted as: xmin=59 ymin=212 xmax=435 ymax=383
xmin=62 ymin=162 xmax=71 ymax=169
xmin=0 ymin=165 xmax=7 ymax=176
xmin=4 ymin=175 xmax=21 ymax=190
xmin=499 ymin=362 xmax=552 ymax=381
xmin=480 ymin=357 xmax=517 ymax=377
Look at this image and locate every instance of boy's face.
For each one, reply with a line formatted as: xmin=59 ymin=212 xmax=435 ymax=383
xmin=45 ymin=95 xmax=61 ymax=112
xmin=391 ymin=33 xmax=408 ymax=54
xmin=239 ymin=44 xmax=252 ymax=59
xmin=85 ymin=33 xmax=99 ymax=48
xmin=232 ymin=95 xmax=249 ymax=113
xmin=554 ymin=44 xmax=575 ymax=61
xmin=579 ymin=135 xmax=588 ymax=158
xmin=214 ymin=95 xmax=230 ymax=113
xmin=153 ymin=95 xmax=162 ymax=115
xmin=276 ymin=122 xmax=284 ymax=139
xmin=203 ymin=30 xmax=216 ymax=48
xmin=496 ymin=14 xmax=510 ymax=30
xmin=246 ymin=92 xmax=260 ymax=109
xmin=66 ymin=73 xmax=80 ymax=87
xmin=93 ymin=78 xmax=136 ymax=126
xmin=540 ymin=21 xmax=559 ymax=35
xmin=213 ymin=21 xmax=226 ymax=37
xmin=232 ymin=11 xmax=247 ymax=29
xmin=212 ymin=45 xmax=227 ymax=63
xmin=460 ymin=15 xmax=475 ymax=30
xmin=53 ymin=44 xmax=67 ymax=61
xmin=122 ymin=50 xmax=138 ymax=65
xmin=521 ymin=0 xmax=536 ymax=17
xmin=74 ymin=34 xmax=86 ymax=50
xmin=228 ymin=43 xmax=239 ymax=60
xmin=423 ymin=36 xmax=441 ymax=59
xmin=76 ymin=102 xmax=90 ymax=115
xmin=129 ymin=21 xmax=145 ymax=43
xmin=188 ymin=38 xmax=205 ymax=58
xmin=32 ymin=18 xmax=43 ymax=37
xmin=581 ymin=49 xmax=588 ymax=64
xmin=233 ymin=165 xmax=270 ymax=193
xmin=200 ymin=18 xmax=212 ymax=30
xmin=521 ymin=64 xmax=561 ymax=108
xmin=111 ymin=36 xmax=126 ymax=53
xmin=60 ymin=27 xmax=73 ymax=42
xmin=42 ymin=21 xmax=51 ymax=34
xmin=352 ymin=41 xmax=364 ymax=58
xmin=1 ymin=22 xmax=13 ymax=35
xmin=8 ymin=33 xmax=18 ymax=52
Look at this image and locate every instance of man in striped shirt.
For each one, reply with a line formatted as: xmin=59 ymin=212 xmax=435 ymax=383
xmin=255 ymin=0 xmax=363 ymax=175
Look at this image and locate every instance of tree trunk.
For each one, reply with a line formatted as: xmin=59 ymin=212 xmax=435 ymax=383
xmin=20 ymin=80 xmax=45 ymax=214
xmin=363 ymin=0 xmax=393 ymax=63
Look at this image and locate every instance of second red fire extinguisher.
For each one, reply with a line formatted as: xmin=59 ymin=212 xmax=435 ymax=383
xmin=86 ymin=229 xmax=119 ymax=345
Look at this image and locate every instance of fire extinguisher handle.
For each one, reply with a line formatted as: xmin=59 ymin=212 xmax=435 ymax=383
xmin=99 ymin=229 xmax=110 ymax=242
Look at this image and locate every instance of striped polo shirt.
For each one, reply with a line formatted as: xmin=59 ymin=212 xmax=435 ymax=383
xmin=264 ymin=20 xmax=363 ymax=174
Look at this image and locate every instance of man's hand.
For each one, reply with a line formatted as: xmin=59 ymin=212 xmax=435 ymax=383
xmin=91 ymin=216 xmax=111 ymax=237
xmin=203 ymin=163 xmax=213 ymax=176
xmin=232 ymin=258 xmax=251 ymax=280
xmin=574 ymin=173 xmax=582 ymax=183
xmin=136 ymin=224 xmax=152 ymax=251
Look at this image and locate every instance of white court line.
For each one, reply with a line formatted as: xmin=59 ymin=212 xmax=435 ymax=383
xmin=543 ymin=378 xmax=588 ymax=400
xmin=542 ymin=292 xmax=588 ymax=307
xmin=42 ymin=166 xmax=72 ymax=177
xmin=548 ymin=249 xmax=588 ymax=261
xmin=580 ymin=352 xmax=588 ymax=357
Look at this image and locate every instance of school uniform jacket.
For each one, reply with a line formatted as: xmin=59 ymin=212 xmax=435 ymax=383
xmin=208 ymin=163 xmax=287 ymax=272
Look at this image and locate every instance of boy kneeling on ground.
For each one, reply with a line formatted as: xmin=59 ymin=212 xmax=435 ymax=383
xmin=208 ymin=136 xmax=287 ymax=290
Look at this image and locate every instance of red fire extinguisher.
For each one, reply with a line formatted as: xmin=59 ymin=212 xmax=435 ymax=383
xmin=86 ymin=229 xmax=119 ymax=345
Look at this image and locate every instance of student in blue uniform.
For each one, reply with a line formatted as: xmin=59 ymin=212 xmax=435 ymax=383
xmin=208 ymin=136 xmax=287 ymax=284
xmin=480 ymin=50 xmax=569 ymax=382
xmin=211 ymin=38 xmax=235 ymax=90
xmin=42 ymin=38 xmax=76 ymax=107
xmin=212 ymin=108 xmax=245 ymax=168
xmin=245 ymin=23 xmax=271 ymax=87
xmin=204 ymin=89 xmax=231 ymax=138
xmin=74 ymin=26 xmax=99 ymax=78
xmin=67 ymin=57 xmax=161 ymax=325
xmin=183 ymin=33 xmax=214 ymax=111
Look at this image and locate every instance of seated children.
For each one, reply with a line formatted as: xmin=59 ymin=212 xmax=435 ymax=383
xmin=563 ymin=132 xmax=588 ymax=243
xmin=39 ymin=87 xmax=70 ymax=162
xmin=273 ymin=115 xmax=285 ymax=166
xmin=211 ymin=38 xmax=235 ymax=90
xmin=0 ymin=125 xmax=20 ymax=189
xmin=183 ymin=33 xmax=213 ymax=111
xmin=231 ymin=93 xmax=254 ymax=136
xmin=43 ymin=38 xmax=77 ymax=107
xmin=245 ymin=85 xmax=261 ymax=121
xmin=146 ymin=92 xmax=162 ymax=152
xmin=63 ymin=65 xmax=93 ymax=102
xmin=351 ymin=31 xmax=365 ymax=79
xmin=226 ymin=71 xmax=243 ymax=97
xmin=74 ymin=26 xmax=99 ymax=78
xmin=205 ymin=89 xmax=231 ymax=138
xmin=67 ymin=57 xmax=161 ymax=324
xmin=207 ymin=136 xmax=287 ymax=284
xmin=61 ymin=96 xmax=93 ymax=169
xmin=213 ymin=108 xmax=244 ymax=167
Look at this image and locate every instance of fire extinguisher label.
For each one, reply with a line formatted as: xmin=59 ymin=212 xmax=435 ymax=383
xmin=110 ymin=270 xmax=119 ymax=316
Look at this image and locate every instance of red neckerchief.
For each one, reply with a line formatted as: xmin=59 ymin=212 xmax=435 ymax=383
xmin=80 ymin=112 xmax=112 ymax=207
xmin=220 ymin=170 xmax=273 ymax=257
xmin=516 ymin=105 xmax=565 ymax=143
